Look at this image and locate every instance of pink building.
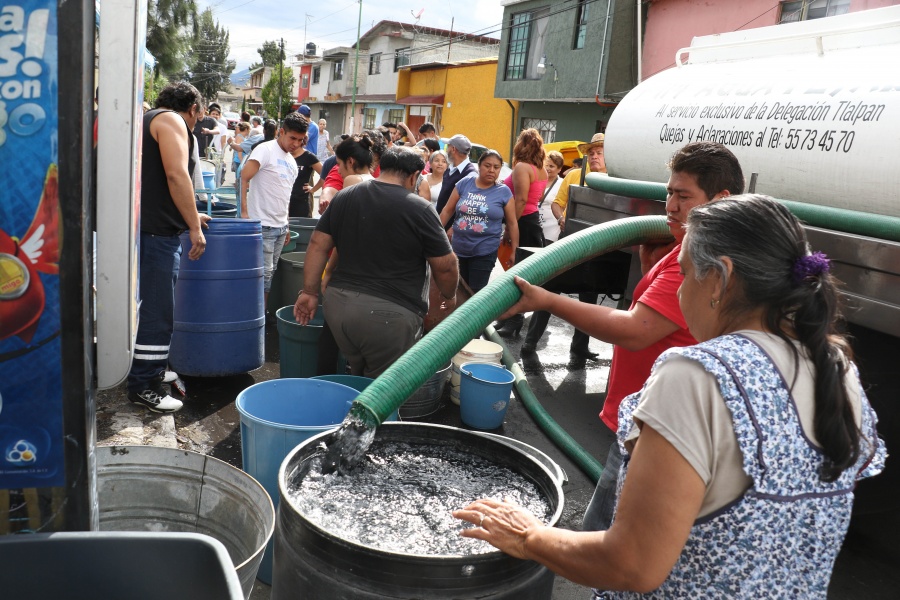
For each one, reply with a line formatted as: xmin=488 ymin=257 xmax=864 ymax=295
xmin=641 ymin=0 xmax=899 ymax=80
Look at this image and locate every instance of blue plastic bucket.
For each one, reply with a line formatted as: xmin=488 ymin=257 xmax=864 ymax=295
xmin=169 ymin=219 xmax=264 ymax=376
xmin=202 ymin=171 xmax=215 ymax=190
xmin=276 ymin=305 xmax=323 ymax=378
xmin=459 ymin=363 xmax=516 ymax=430
xmin=236 ymin=378 xmax=360 ymax=585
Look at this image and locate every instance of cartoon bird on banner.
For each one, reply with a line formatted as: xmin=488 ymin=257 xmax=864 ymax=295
xmin=0 ymin=165 xmax=60 ymax=343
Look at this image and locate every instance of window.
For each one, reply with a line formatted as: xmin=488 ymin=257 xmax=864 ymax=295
xmin=573 ymin=0 xmax=589 ymax=50
xmin=522 ymin=118 xmax=557 ymax=144
xmin=363 ymin=108 xmax=377 ymax=129
xmin=780 ymin=0 xmax=850 ymax=23
xmin=506 ymin=13 xmax=531 ymax=80
xmin=333 ymin=60 xmax=344 ymax=80
xmin=394 ymin=47 xmax=410 ymax=72
xmin=388 ymin=108 xmax=404 ymax=124
xmin=369 ymin=53 xmax=381 ymax=75
xmin=504 ymin=8 xmax=550 ymax=80
xmin=301 ymin=73 xmax=309 ymax=89
xmin=312 ymin=66 xmax=320 ymax=84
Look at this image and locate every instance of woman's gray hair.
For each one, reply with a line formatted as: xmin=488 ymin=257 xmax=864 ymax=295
xmin=684 ymin=194 xmax=807 ymax=312
xmin=429 ymin=150 xmax=448 ymax=166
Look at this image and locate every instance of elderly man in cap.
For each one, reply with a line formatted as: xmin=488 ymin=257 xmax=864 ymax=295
xmin=297 ymin=104 xmax=319 ymax=158
xmin=434 ymin=134 xmax=477 ymax=215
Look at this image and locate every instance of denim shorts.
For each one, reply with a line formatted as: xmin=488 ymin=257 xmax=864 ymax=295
xmin=261 ymin=224 xmax=289 ymax=292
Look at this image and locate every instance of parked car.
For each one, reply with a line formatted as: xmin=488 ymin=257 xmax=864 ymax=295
xmin=223 ymin=111 xmax=241 ymax=130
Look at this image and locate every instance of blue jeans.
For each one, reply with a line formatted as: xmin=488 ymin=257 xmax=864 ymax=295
xmin=459 ymin=251 xmax=498 ymax=293
xmin=261 ymin=225 xmax=288 ymax=292
xmin=128 ymin=232 xmax=183 ymax=392
xmin=582 ymin=438 xmax=623 ymax=532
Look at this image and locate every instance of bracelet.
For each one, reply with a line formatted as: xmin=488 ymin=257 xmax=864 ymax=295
xmin=299 ymin=290 xmax=319 ymax=298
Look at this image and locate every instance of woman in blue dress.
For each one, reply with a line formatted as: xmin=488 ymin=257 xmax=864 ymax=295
xmin=439 ymin=150 xmax=518 ymax=292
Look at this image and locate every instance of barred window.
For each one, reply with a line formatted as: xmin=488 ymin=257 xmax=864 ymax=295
xmin=522 ymin=118 xmax=557 ymax=144
xmin=505 ymin=12 xmax=531 ymax=80
xmin=363 ymin=108 xmax=377 ymax=129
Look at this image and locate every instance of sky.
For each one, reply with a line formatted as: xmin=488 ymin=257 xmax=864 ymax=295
xmin=197 ymin=0 xmax=506 ymax=78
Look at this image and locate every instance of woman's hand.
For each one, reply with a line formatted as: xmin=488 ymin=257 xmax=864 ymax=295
xmin=498 ymin=276 xmax=551 ymax=319
xmin=453 ymin=498 xmax=544 ymax=560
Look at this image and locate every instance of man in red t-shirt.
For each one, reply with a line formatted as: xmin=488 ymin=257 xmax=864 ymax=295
xmin=503 ymin=141 xmax=744 ymax=531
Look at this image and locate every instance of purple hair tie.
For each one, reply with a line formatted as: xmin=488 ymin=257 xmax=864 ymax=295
xmin=792 ymin=251 xmax=830 ymax=284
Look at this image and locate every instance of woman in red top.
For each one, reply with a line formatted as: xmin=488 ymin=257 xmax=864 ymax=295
xmin=496 ymin=128 xmax=548 ymax=336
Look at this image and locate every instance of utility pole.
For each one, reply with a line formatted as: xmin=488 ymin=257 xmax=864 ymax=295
xmin=278 ymin=37 xmax=285 ymax=120
xmin=350 ymin=0 xmax=362 ymax=133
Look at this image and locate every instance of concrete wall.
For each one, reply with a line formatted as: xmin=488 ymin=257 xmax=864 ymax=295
xmin=642 ymin=0 xmax=900 ymax=80
xmin=495 ymin=0 xmax=635 ymax=101
xmin=517 ymin=101 xmax=614 ymax=143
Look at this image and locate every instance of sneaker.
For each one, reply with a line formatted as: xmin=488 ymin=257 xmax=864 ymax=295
xmin=128 ymin=387 xmax=183 ymax=413
xmin=161 ymin=370 xmax=179 ymax=383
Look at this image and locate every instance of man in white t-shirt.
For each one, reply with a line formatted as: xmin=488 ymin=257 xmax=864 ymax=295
xmin=240 ymin=112 xmax=308 ymax=307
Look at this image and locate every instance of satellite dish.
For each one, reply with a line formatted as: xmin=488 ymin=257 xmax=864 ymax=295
xmin=411 ymin=8 xmax=424 ymax=20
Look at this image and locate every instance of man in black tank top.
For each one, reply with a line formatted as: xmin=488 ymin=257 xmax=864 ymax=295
xmin=127 ymin=81 xmax=210 ymax=413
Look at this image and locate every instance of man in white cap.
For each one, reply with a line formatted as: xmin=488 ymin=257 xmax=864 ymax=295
xmin=297 ymin=105 xmax=319 ymax=160
xmin=434 ymin=134 xmax=476 ymax=215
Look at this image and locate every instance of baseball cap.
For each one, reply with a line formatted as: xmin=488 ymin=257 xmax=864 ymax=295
xmin=298 ymin=105 xmax=311 ymax=116
xmin=447 ymin=134 xmax=471 ymax=155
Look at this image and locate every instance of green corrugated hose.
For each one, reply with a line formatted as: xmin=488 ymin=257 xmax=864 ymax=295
xmin=585 ymin=173 xmax=900 ymax=243
xmin=350 ymin=215 xmax=672 ymax=426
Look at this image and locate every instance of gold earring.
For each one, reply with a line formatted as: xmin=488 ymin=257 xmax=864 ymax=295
xmin=710 ymin=298 xmax=720 ymax=309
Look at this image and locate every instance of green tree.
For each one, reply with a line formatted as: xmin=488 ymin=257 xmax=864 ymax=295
xmin=143 ymin=70 xmax=169 ymax=107
xmin=145 ymin=0 xmax=198 ymax=76
xmin=249 ymin=40 xmax=281 ymax=70
xmin=187 ymin=8 xmax=236 ymax=100
xmin=261 ymin=65 xmax=295 ymax=120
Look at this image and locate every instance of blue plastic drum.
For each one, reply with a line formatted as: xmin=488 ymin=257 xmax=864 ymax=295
xmin=169 ymin=219 xmax=264 ymax=376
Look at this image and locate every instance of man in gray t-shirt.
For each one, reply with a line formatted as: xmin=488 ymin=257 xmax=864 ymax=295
xmin=294 ymin=147 xmax=459 ymax=378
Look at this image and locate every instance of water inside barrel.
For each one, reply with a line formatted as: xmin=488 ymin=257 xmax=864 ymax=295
xmin=287 ymin=439 xmax=551 ymax=556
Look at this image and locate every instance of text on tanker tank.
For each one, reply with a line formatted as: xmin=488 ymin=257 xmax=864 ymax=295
xmin=653 ymin=95 xmax=887 ymax=154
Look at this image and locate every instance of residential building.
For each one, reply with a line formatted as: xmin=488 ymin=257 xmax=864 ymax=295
xmin=241 ymin=65 xmax=273 ymax=117
xmin=494 ymin=0 xmax=637 ymax=142
xmin=355 ymin=20 xmax=499 ymax=135
xmin=641 ymin=0 xmax=900 ymax=79
xmin=303 ymin=46 xmax=368 ymax=135
xmin=396 ymin=58 xmax=518 ymax=158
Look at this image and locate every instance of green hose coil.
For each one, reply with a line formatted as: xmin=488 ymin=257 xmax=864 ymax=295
xmin=351 ymin=216 xmax=672 ymax=425
xmin=585 ymin=173 xmax=900 ymax=243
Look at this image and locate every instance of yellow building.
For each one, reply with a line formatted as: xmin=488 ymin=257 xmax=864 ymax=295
xmin=397 ymin=58 xmax=519 ymax=161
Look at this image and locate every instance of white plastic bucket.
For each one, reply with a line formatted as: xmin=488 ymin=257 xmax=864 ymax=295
xmin=450 ymin=339 xmax=503 ymax=405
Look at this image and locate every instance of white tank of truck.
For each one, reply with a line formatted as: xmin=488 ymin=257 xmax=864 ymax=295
xmin=604 ymin=5 xmax=900 ymax=218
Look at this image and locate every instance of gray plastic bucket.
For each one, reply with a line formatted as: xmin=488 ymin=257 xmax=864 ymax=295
xmin=278 ymin=251 xmax=306 ymax=310
xmin=96 ymin=446 xmax=274 ymax=600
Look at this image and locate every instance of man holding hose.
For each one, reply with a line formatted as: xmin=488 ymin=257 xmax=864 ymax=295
xmin=502 ymin=141 xmax=744 ymax=532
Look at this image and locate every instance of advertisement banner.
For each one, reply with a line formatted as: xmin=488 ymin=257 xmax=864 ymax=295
xmin=0 ymin=0 xmax=64 ymax=489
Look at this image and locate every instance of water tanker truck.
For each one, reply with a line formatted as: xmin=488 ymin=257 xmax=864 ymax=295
xmin=561 ymin=6 xmax=900 ymax=555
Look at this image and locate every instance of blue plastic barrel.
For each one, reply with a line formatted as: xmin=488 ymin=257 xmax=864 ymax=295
xmin=235 ymin=378 xmax=360 ymax=584
xmin=169 ymin=219 xmax=264 ymax=377
xmin=459 ymin=363 xmax=516 ymax=430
